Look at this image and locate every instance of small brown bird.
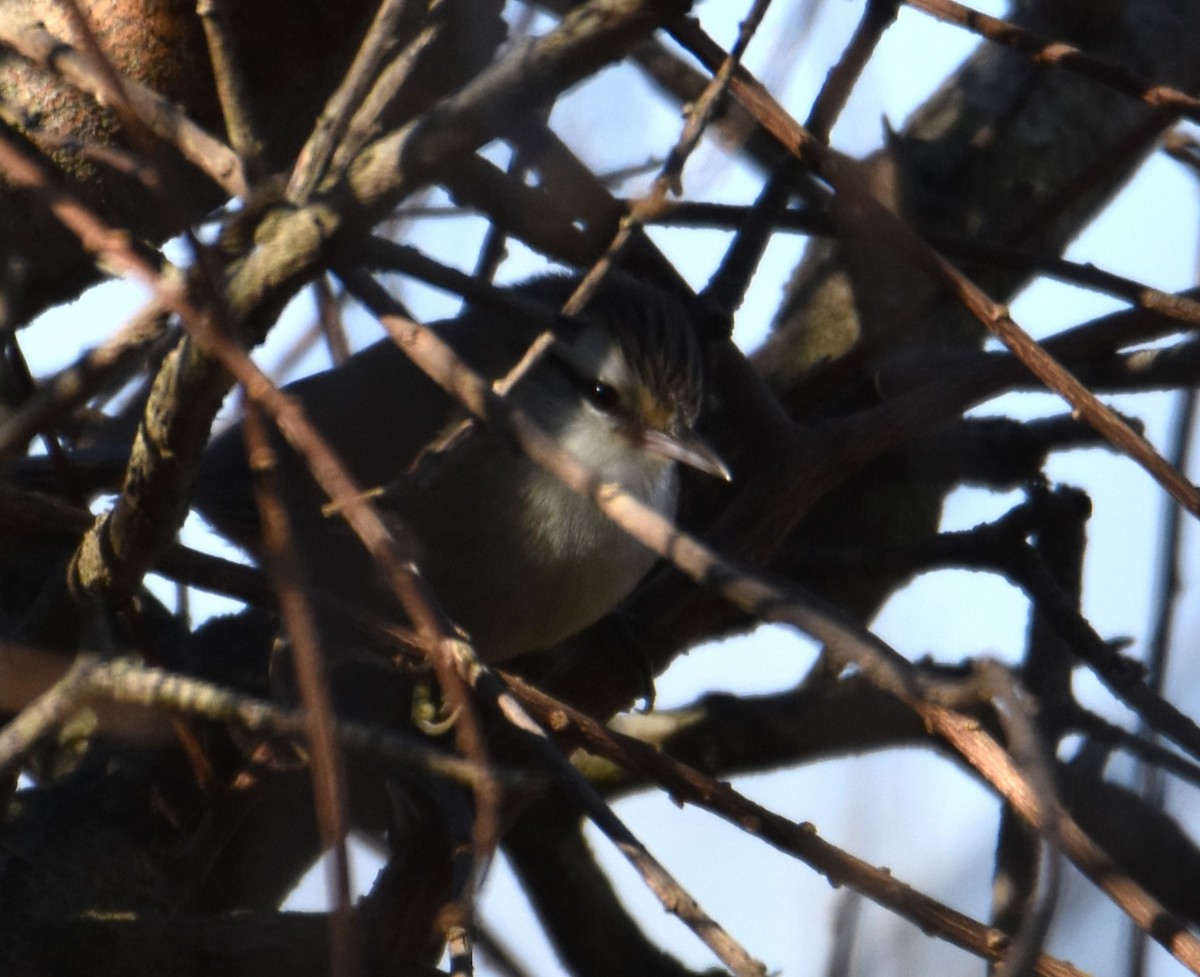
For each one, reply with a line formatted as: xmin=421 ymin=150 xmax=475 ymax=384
xmin=194 ymin=274 xmax=728 ymax=659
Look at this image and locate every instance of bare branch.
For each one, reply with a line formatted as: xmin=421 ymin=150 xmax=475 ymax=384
xmin=905 ymin=0 xmax=1200 ymax=123
xmin=0 ymin=9 xmax=246 ymax=197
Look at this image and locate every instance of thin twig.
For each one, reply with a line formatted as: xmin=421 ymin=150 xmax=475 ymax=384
xmin=471 ymin=110 xmax=549 ymax=284
xmin=1144 ymin=389 xmax=1198 ymax=699
xmin=0 ymin=655 xmax=97 ymax=778
xmin=473 ymin=659 xmax=768 ymax=977
xmin=976 ymin=661 xmax=1064 ymax=977
xmin=326 ymin=15 xmax=445 ymax=180
xmin=196 ymin=0 xmax=266 ymax=181
xmin=1127 ymin=387 xmax=1197 ymax=977
xmin=670 ymin=19 xmax=1200 ymax=517
xmin=313 ymin=276 xmax=352 ymax=367
xmin=0 ymin=128 xmax=237 ymax=618
xmin=289 ymin=0 xmax=423 ymax=200
xmin=242 ymin=396 xmax=355 ymax=977
xmin=700 ymin=0 xmax=897 ymax=316
xmin=0 ymin=9 xmax=246 ymax=196
xmin=805 ymin=0 xmax=899 ymax=142
xmin=659 ymin=199 xmax=1200 ymax=332
xmin=905 ymin=0 xmax=1200 ymax=124
xmin=989 ymin=487 xmax=1083 ymax=975
xmin=934 ymin=254 xmax=1200 ymax=515
xmin=565 ymin=0 xmax=774 ymax=316
xmin=0 ymin=649 xmax=506 ymax=786
xmin=351 ymin=272 xmax=1200 ymax=973
xmin=438 ymin=152 xmax=598 ymax=267
xmin=1163 ymin=130 xmax=1200 ymax=177
xmin=344 ymin=278 xmax=768 ymax=977
xmin=0 ymin=301 xmax=174 ymax=457
xmin=1069 ymin=710 xmax=1200 ymax=793
xmin=701 ymin=160 xmax=799 ymax=318
xmin=505 ymin=673 xmax=1088 ymax=977
xmin=173 ymin=264 xmax=505 ymax=949
xmin=786 ymin=481 xmax=1200 ymax=768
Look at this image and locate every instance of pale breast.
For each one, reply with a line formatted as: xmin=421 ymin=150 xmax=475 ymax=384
xmin=408 ymin=447 xmax=677 ymax=660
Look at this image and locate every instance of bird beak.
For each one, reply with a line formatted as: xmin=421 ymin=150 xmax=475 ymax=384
xmin=641 ymin=427 xmax=732 ymax=481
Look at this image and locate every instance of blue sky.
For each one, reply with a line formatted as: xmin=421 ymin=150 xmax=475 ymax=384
xmin=18 ymin=1 xmax=1198 ymax=973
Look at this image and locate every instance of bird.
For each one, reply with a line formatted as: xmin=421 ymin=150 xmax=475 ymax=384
xmin=192 ymin=272 xmax=729 ymax=661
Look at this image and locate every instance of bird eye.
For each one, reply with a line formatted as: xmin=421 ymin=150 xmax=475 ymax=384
xmin=583 ymin=380 xmax=620 ymax=414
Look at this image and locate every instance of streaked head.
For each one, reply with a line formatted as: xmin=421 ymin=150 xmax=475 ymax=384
xmin=514 ymin=274 xmax=730 ymax=488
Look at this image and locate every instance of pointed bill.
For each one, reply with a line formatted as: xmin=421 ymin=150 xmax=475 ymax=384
xmin=641 ymin=427 xmax=732 ymax=481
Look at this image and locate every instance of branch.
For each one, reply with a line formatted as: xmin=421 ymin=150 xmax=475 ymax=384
xmin=338 ymin=0 xmax=692 ymax=216
xmin=506 ymin=674 xmax=1089 ymax=977
xmin=0 ymin=651 xmax=502 ymax=790
xmin=0 ymin=9 xmax=246 ymax=197
xmin=905 ymin=0 xmax=1200 ymax=123
xmin=347 ymin=267 xmax=1200 ymax=971
xmin=670 ymin=19 xmax=1200 ymax=517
